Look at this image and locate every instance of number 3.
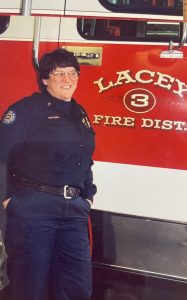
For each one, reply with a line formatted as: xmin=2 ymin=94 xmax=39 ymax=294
xmin=130 ymin=94 xmax=149 ymax=107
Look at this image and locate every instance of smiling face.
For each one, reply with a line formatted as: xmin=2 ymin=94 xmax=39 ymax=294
xmin=42 ymin=67 xmax=79 ymax=101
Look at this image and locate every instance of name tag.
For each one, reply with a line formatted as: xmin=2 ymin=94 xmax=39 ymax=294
xmin=48 ymin=116 xmax=60 ymax=119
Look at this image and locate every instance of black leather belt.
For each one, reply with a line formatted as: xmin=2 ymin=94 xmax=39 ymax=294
xmin=14 ymin=178 xmax=81 ymax=199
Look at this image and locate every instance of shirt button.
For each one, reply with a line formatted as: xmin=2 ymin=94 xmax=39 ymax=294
xmin=80 ymin=144 xmax=83 ymax=147
xmin=78 ymin=162 xmax=81 ymax=166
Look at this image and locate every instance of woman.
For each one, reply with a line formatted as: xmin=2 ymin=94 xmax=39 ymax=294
xmin=0 ymin=48 xmax=96 ymax=300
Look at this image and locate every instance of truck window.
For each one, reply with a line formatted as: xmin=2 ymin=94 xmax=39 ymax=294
xmin=99 ymin=0 xmax=183 ymax=16
xmin=77 ymin=18 xmax=181 ymax=42
xmin=0 ymin=16 xmax=10 ymax=35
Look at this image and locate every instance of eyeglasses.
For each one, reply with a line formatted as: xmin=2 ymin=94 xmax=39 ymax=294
xmin=50 ymin=70 xmax=79 ymax=81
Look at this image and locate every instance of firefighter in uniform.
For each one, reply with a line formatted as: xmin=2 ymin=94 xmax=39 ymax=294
xmin=0 ymin=48 xmax=96 ymax=300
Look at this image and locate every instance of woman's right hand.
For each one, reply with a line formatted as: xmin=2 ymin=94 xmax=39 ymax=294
xmin=2 ymin=198 xmax=11 ymax=209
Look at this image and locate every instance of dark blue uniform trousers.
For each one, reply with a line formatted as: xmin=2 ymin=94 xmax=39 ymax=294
xmin=4 ymin=186 xmax=92 ymax=300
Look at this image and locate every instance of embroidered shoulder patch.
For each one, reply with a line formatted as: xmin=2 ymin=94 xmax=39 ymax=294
xmin=2 ymin=110 xmax=16 ymax=124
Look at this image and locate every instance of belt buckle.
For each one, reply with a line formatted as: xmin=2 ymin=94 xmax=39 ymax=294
xmin=64 ymin=185 xmax=72 ymax=199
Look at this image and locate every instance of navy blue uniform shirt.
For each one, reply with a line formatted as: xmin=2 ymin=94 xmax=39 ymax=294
xmin=0 ymin=91 xmax=96 ymax=203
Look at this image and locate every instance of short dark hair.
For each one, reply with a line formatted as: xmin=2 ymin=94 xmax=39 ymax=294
xmin=39 ymin=48 xmax=80 ymax=80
